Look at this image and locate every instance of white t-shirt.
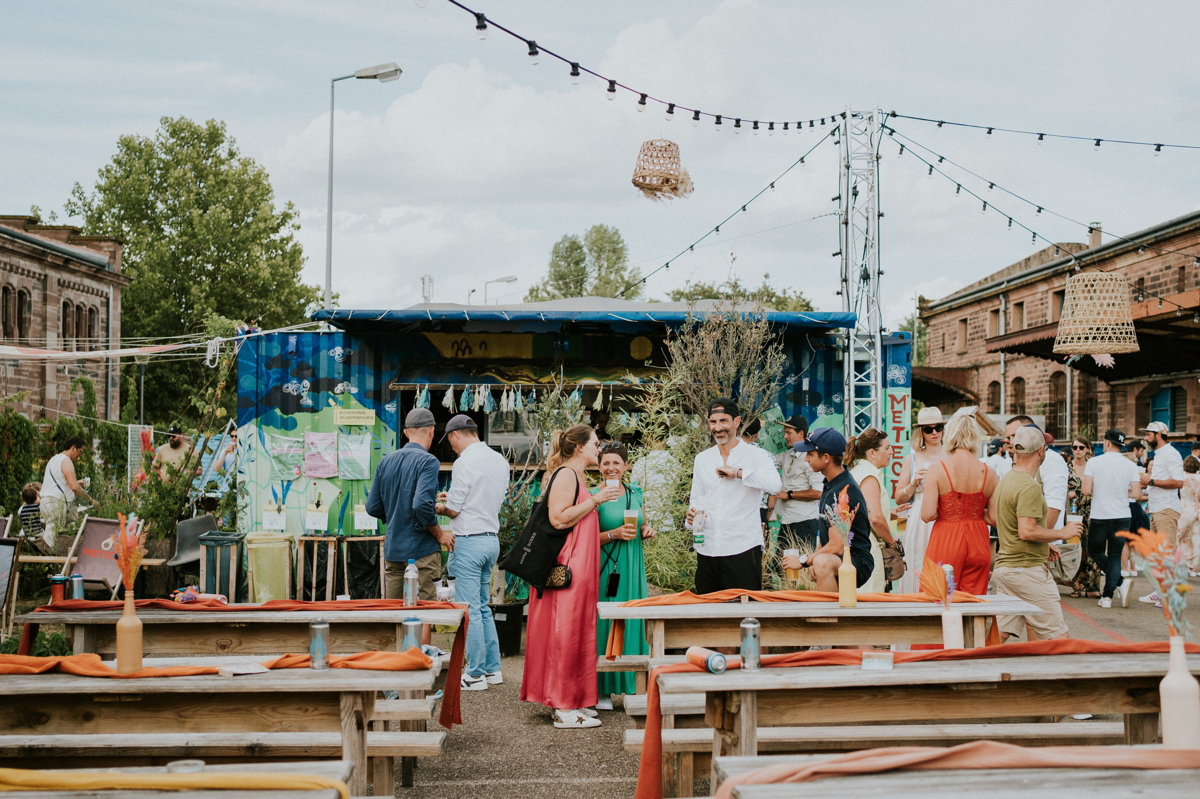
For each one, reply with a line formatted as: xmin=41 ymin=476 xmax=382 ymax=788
xmin=1148 ymin=444 xmax=1185 ymax=514
xmin=1039 ymin=450 xmax=1069 ymax=530
xmin=445 ymin=441 xmax=510 ymax=536
xmin=1084 ymin=451 xmax=1139 ymax=520
xmin=688 ymin=439 xmax=782 ymax=557
xmin=986 ymin=453 xmax=1011 ymax=479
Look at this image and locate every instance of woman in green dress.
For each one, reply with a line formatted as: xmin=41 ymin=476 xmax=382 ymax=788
xmin=593 ymin=441 xmax=656 ymax=710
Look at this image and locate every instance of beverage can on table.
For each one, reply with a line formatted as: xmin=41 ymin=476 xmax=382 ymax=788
xmin=686 ymin=646 xmax=728 ymax=674
xmin=69 ymin=573 xmax=85 ymax=600
xmin=739 ymin=617 xmax=761 ymax=670
xmin=50 ymin=575 xmax=68 ymax=604
xmin=401 ymin=617 xmax=421 ymax=652
xmin=309 ymin=619 xmax=330 ymax=669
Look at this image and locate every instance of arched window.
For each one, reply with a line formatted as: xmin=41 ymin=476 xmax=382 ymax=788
xmin=17 ymin=290 xmax=31 ymax=343
xmin=987 ymin=381 xmax=1001 ymax=414
xmin=1009 ymin=377 xmax=1026 ymax=416
xmin=1048 ymin=371 xmax=1067 ymax=438
xmin=88 ymin=306 xmax=99 ymax=348
xmin=75 ymin=304 xmax=85 ymax=347
xmin=1 ymin=286 xmax=13 ymax=339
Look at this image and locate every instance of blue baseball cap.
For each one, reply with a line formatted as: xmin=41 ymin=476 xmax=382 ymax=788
xmin=792 ymin=427 xmax=846 ymax=455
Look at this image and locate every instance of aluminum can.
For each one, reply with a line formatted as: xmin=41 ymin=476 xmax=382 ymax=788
xmin=686 ymin=646 xmax=727 ymax=674
xmin=942 ymin=564 xmax=955 ymax=592
xmin=50 ymin=575 xmax=68 ymax=604
xmin=739 ymin=617 xmax=761 ymax=671
xmin=401 ymin=617 xmax=422 ymax=652
xmin=309 ymin=619 xmax=330 ymax=669
xmin=69 ymin=573 xmax=85 ymax=600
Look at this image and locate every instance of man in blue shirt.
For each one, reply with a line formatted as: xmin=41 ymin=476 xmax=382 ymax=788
xmin=367 ymin=408 xmax=452 ymax=639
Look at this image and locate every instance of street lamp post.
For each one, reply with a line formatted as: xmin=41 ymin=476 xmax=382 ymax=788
xmin=324 ymin=62 xmax=402 ymax=311
xmin=484 ymin=275 xmax=518 ymax=304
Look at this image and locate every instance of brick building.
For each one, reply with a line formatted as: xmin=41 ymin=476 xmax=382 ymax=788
xmin=0 ymin=215 xmax=129 ymax=421
xmin=916 ymin=210 xmax=1200 ymax=441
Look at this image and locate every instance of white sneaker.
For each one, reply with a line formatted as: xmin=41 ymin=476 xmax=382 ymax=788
xmin=484 ymin=671 xmax=504 ymax=685
xmin=553 ymin=709 xmax=600 ymax=729
xmin=1139 ymin=591 xmax=1160 ymax=604
xmin=1071 ymin=713 xmax=1094 ymax=720
xmin=595 ymin=697 xmax=614 ymax=711
xmin=460 ymin=674 xmax=488 ymax=691
xmin=577 ymin=707 xmax=598 ymax=718
xmin=1098 ymin=597 xmax=1112 ymax=609
xmin=1121 ymin=569 xmax=1137 ymax=578
xmin=1118 ymin=580 xmax=1132 ymax=608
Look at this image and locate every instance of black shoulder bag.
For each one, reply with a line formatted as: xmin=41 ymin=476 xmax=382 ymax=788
xmin=498 ymin=468 xmax=577 ymax=596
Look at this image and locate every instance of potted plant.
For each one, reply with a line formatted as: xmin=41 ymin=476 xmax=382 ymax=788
xmin=491 ymin=470 xmax=540 ymax=656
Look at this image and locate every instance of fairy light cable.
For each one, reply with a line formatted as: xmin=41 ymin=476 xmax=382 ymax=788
xmin=615 ymin=129 xmax=840 ymax=297
xmin=888 ymin=112 xmax=1200 ymax=152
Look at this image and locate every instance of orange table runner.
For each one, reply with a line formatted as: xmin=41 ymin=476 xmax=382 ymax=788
xmin=0 ymin=767 xmax=350 ymax=798
xmin=0 ymin=648 xmax=432 ymax=677
xmin=636 ymin=638 xmax=1200 ymax=799
xmin=606 ymin=588 xmax=983 ymax=659
xmin=16 ymin=599 xmax=467 ymax=729
xmin=714 ymin=739 xmax=1200 ymax=799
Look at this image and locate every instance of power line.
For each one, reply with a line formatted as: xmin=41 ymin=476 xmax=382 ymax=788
xmin=888 ymin=111 xmax=1200 ymax=152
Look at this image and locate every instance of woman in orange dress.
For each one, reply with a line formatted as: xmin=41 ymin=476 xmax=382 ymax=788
xmin=920 ymin=413 xmax=998 ymax=595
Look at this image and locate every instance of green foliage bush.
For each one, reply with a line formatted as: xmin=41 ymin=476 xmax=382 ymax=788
xmin=0 ymin=630 xmax=71 ymax=656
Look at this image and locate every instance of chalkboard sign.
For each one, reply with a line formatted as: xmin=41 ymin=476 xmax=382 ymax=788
xmin=0 ymin=539 xmax=17 ymax=621
xmin=70 ymin=518 xmax=124 ymax=593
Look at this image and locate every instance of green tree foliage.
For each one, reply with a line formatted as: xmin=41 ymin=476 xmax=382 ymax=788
xmin=525 ymin=224 xmax=643 ymax=301
xmin=667 ymin=275 xmax=813 ymax=312
xmin=899 ymin=311 xmax=927 ymax=366
xmin=0 ymin=402 xmax=36 ymax=514
xmin=64 ymin=116 xmax=319 ymax=424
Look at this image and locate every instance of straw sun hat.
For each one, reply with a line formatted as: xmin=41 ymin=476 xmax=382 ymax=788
xmin=915 ymin=407 xmax=944 ymax=427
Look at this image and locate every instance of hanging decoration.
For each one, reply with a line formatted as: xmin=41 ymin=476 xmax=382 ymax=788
xmin=460 ymin=386 xmax=473 ymax=412
xmin=887 ymin=111 xmax=1199 ymax=153
xmin=514 ymin=388 xmax=525 ymax=412
xmin=483 ymin=387 xmax=496 ymax=413
xmin=632 ymin=140 xmax=694 ymax=201
xmin=416 ymin=385 xmax=430 ymax=409
xmin=592 ymin=385 xmax=605 ymax=411
xmin=442 ymin=387 xmax=456 ymax=410
xmin=1052 ymin=271 xmax=1140 ymax=355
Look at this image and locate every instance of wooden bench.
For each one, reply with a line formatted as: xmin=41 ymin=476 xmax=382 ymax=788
xmin=0 ymin=730 xmax=446 ymax=792
xmin=368 ymin=696 xmax=438 ymax=789
xmin=626 ymin=722 xmax=1125 ymax=796
xmin=597 ymin=655 xmax=652 ymax=694
xmin=624 ymin=692 xmax=707 ymax=728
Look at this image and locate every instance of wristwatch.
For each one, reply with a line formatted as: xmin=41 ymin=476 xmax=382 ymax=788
xmin=799 ymin=554 xmax=809 ymax=567
xmin=1149 ymin=478 xmax=1156 ymax=487
xmin=786 ymin=490 xmax=794 ymax=500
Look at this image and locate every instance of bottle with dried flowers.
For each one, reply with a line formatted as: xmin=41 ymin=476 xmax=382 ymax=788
xmin=825 ymin=487 xmax=859 ymax=608
xmin=112 ymin=512 xmax=147 ymax=674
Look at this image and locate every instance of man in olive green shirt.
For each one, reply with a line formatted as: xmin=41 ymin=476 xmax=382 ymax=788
xmin=992 ymin=426 xmax=1083 ymax=641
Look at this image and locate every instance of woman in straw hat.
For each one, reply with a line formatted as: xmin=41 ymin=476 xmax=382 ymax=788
xmin=893 ymin=406 xmax=946 ymax=594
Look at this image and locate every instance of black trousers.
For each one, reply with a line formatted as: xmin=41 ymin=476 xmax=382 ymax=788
xmin=695 ymin=546 xmax=762 ymax=594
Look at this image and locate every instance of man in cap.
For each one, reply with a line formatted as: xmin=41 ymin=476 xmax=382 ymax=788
xmin=767 ymin=415 xmax=824 ymax=550
xmin=1081 ymin=430 xmax=1141 ymax=608
xmin=985 ymin=438 xmax=1012 ymax=479
xmin=685 ymin=398 xmax=782 ymax=593
xmin=783 ymin=428 xmax=874 ymax=590
xmin=367 ymin=408 xmax=452 ymax=645
xmin=1138 ymin=421 xmax=1185 ymax=546
xmin=435 ymin=414 xmax=509 ymax=690
xmin=152 ymin=423 xmax=198 ymax=481
xmin=1005 ymin=415 xmax=1068 ymax=533
xmin=992 ymin=426 xmax=1083 ymax=641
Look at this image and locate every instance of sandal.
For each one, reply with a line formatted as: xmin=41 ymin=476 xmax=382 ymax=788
xmin=1069 ymin=589 xmax=1082 ymax=598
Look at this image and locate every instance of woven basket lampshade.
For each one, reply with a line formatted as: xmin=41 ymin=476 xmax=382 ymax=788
xmin=632 ymin=139 xmax=694 ymax=200
xmin=1052 ymin=270 xmax=1140 ymax=354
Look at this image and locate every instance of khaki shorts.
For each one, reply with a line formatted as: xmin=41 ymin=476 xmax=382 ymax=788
xmin=1151 ymin=509 xmax=1180 ymax=548
xmin=385 ymin=551 xmax=441 ymax=601
xmin=992 ymin=563 xmax=1069 ymax=640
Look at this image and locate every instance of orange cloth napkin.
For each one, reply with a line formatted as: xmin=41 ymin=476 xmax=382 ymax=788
xmin=714 ymin=740 xmax=1200 ymax=799
xmin=634 ymin=638 xmax=1200 ymax=799
xmin=18 ymin=598 xmax=467 ymax=729
xmin=0 ymin=767 xmax=349 ymax=798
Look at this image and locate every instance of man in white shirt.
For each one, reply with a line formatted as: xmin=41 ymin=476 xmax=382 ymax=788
xmin=685 ymin=398 xmax=782 ymax=593
xmin=1138 ymin=421 xmax=1185 ymax=547
xmin=986 ymin=438 xmax=1012 ymax=479
xmin=1082 ymin=429 xmax=1141 ymax=608
xmin=436 ymin=414 xmax=510 ymax=691
xmin=767 ymin=415 xmax=823 ymax=549
xmin=1005 ymin=416 xmax=1067 ymax=531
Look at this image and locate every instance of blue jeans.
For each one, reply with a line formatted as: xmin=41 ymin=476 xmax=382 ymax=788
xmin=447 ymin=534 xmax=501 ymax=677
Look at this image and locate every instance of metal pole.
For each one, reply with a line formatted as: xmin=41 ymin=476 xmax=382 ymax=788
xmin=138 ymin=363 xmax=146 ymax=426
xmin=324 ymin=78 xmax=336 ymax=311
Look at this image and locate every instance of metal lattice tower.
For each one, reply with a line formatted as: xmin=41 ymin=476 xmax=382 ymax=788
xmin=839 ymin=109 xmax=884 ymax=435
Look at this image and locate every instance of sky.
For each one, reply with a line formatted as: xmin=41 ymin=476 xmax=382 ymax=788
xmin=4 ymin=0 xmax=1199 ymax=329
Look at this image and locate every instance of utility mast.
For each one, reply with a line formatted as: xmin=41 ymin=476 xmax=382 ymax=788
xmin=838 ymin=109 xmax=884 ymax=435
xmin=420 ymin=274 xmax=434 ymax=304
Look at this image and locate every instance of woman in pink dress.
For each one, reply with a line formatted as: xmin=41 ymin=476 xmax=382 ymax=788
xmin=520 ymin=423 xmax=620 ymax=729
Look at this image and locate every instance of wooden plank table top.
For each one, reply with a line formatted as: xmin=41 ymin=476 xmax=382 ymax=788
xmin=714 ymin=753 xmax=1200 ymax=799
xmin=0 ymin=666 xmax=435 ymax=795
xmin=1 ymin=759 xmax=351 ymax=798
xmin=15 ymin=605 xmax=466 ymax=658
xmin=599 ymin=595 xmax=1038 ymax=654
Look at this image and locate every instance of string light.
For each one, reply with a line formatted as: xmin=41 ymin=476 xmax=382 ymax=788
xmin=1093 ymin=138 xmax=1102 ymax=150
xmin=752 ymin=121 xmax=760 ymax=135
xmin=889 ymin=111 xmax=1200 ymax=151
xmin=664 ymin=102 xmax=675 ymax=122
xmin=569 ymin=62 xmax=580 ymax=84
xmin=734 ymin=118 xmax=742 ymax=134
xmin=714 ymin=114 xmax=722 ymax=132
xmin=527 ymin=40 xmax=539 ymax=65
xmin=474 ymin=12 xmax=488 ymax=39
xmin=1154 ymin=144 xmax=1163 ymax=156
xmin=636 ymin=93 xmax=648 ymax=112
xmin=781 ymin=122 xmax=788 ymax=135
xmin=768 ymin=122 xmax=775 ymax=136
xmin=691 ymin=109 xmax=700 ymax=126
xmin=607 ymin=79 xmax=616 ymax=100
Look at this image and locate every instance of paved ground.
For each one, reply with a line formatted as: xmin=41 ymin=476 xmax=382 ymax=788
xmin=397 ymin=575 xmax=1188 ymax=799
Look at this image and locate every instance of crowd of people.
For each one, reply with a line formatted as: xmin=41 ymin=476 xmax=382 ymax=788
xmin=366 ymin=399 xmax=1200 ymax=730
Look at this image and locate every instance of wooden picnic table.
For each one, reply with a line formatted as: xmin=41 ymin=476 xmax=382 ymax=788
xmin=599 ymin=595 xmax=1038 ymax=655
xmin=0 ymin=663 xmax=436 ymax=796
xmin=714 ymin=752 xmax=1200 ymax=798
xmin=657 ymin=650 xmax=1200 ymax=788
xmin=0 ymin=759 xmax=352 ymax=798
xmin=15 ymin=605 xmax=465 ymax=658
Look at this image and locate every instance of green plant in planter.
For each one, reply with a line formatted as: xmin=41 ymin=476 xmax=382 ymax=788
xmin=496 ymin=467 xmax=540 ymax=603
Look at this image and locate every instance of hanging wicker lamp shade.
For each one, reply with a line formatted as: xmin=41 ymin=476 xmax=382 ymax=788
xmin=632 ymin=139 xmax=694 ymax=200
xmin=1052 ymin=270 xmax=1140 ymax=354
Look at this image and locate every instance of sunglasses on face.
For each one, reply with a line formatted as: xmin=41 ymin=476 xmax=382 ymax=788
xmin=1071 ymin=445 xmax=1088 ymax=450
xmin=921 ymin=425 xmax=944 ymax=435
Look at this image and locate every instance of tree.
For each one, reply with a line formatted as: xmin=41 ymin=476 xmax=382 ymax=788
xmin=898 ymin=311 xmax=927 ymax=366
xmin=64 ymin=116 xmax=319 ymax=423
xmin=667 ymin=274 xmax=812 ymax=312
xmin=525 ymin=224 xmax=643 ymax=301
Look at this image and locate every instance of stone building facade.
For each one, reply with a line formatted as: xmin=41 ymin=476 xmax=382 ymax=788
xmin=917 ymin=211 xmax=1200 ymax=442
xmin=0 ymin=215 xmax=129 ymax=421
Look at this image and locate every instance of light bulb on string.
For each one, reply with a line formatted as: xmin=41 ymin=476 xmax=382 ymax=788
xmin=1031 ymin=231 xmax=1037 ymax=245
xmin=1138 ymin=246 xmax=1146 ymax=254
xmin=752 ymin=120 xmax=760 ymax=135
xmin=768 ymin=122 xmax=775 ymax=136
xmin=927 ymin=165 xmax=933 ymax=177
xmin=636 ymin=93 xmax=647 ymax=112
xmin=769 ymin=182 xmax=776 ymax=193
xmin=527 ymin=40 xmax=539 ymax=65
xmin=691 ymin=109 xmax=700 ymax=127
xmin=981 ymin=201 xmax=988 ymax=215
xmin=1094 ymin=138 xmax=1102 ymax=151
xmin=714 ymin=225 xmax=721 ymax=238
xmin=955 ymin=184 xmax=961 ymax=195
xmin=1036 ymin=207 xmax=1043 ymax=215
xmin=988 ymin=182 xmax=994 ymax=190
xmin=1194 ymin=312 xmax=1199 ymax=324
xmin=799 ymin=157 xmax=806 ymax=167
xmin=781 ymin=122 xmax=788 ymax=136
xmin=1007 ymin=217 xmax=1013 ymax=229
xmin=1037 ymin=133 xmax=1045 ymax=144
xmin=1154 ymin=144 xmax=1163 ymax=156
xmin=734 ymin=118 xmax=742 ymax=134
xmin=713 ymin=114 xmax=722 ymax=133
xmin=986 ymin=127 xmax=994 ymax=135
xmin=1177 ymin=308 xmax=1183 ymax=317
xmin=607 ymin=79 xmax=616 ymax=100
xmin=897 ymin=144 xmax=904 ymax=158
xmin=664 ymin=102 xmax=675 ymax=122
xmin=474 ymin=13 xmax=488 ymax=39
xmin=820 ymin=118 xmax=826 ymax=125
xmin=569 ymin=63 xmax=581 ymax=85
